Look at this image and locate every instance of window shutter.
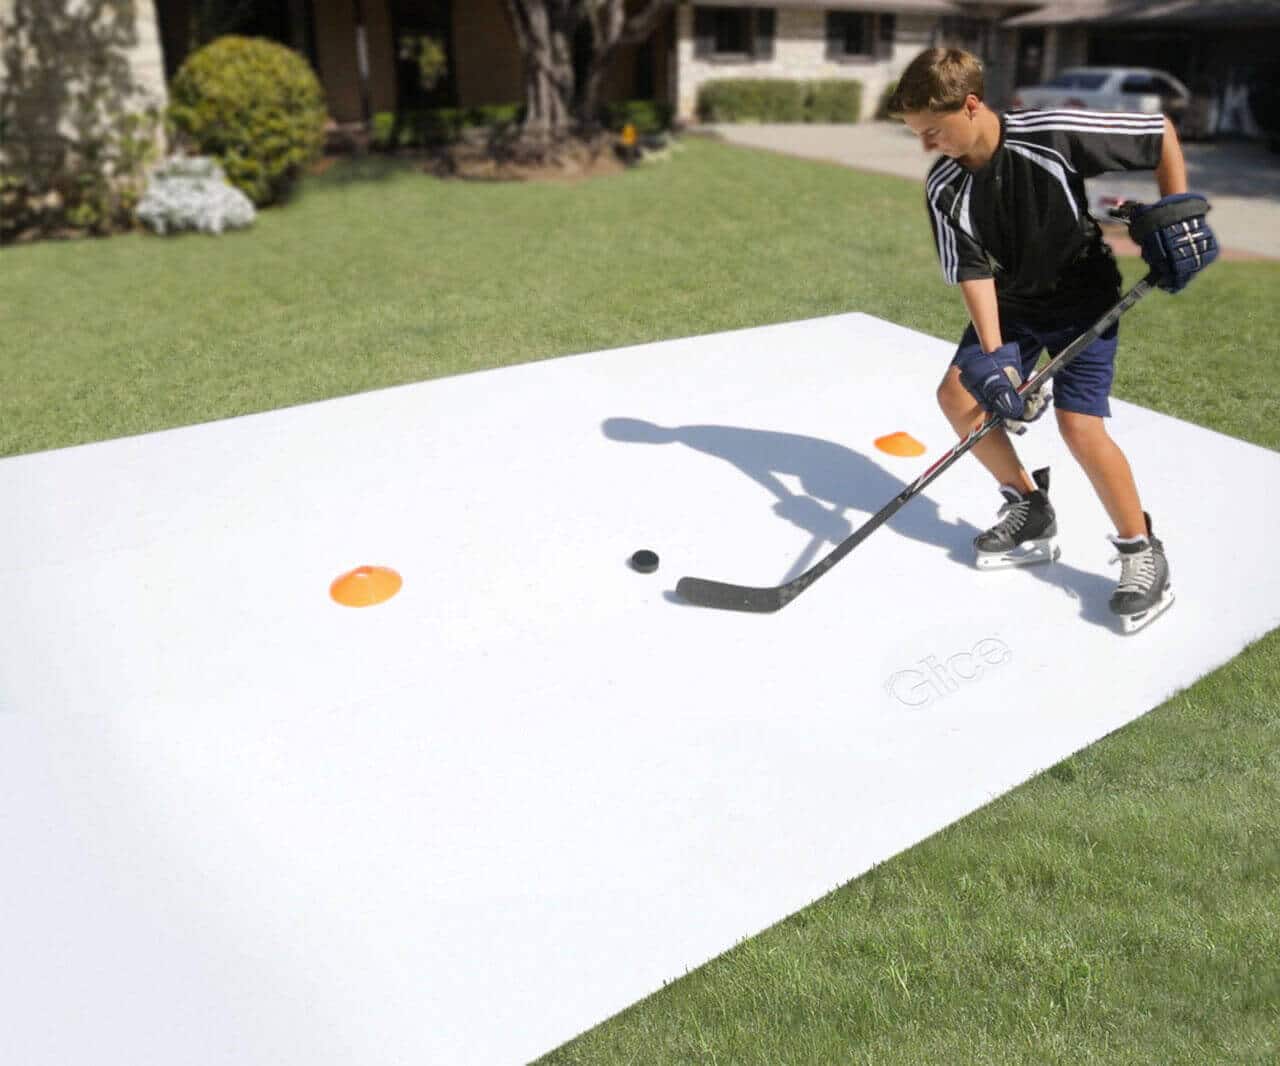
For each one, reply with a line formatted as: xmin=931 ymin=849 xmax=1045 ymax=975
xmin=825 ymin=12 xmax=844 ymax=60
xmin=694 ymin=8 xmax=714 ymax=58
xmin=753 ymin=9 xmax=775 ymax=60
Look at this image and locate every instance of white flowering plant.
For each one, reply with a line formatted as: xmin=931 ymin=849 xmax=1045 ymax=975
xmin=136 ymin=156 xmax=256 ymax=236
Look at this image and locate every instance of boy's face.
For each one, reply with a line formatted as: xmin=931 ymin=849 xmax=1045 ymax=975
xmin=901 ymin=96 xmax=981 ymax=159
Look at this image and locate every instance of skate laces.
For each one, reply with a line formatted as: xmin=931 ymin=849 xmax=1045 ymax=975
xmin=1110 ymin=540 xmax=1156 ymax=593
xmin=992 ymin=496 xmax=1031 ymax=537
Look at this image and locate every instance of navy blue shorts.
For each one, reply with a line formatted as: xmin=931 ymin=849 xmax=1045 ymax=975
xmin=953 ymin=319 xmax=1119 ymax=418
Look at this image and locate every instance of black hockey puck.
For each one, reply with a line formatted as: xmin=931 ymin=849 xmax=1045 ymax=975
xmin=630 ymin=549 xmax=659 ymax=574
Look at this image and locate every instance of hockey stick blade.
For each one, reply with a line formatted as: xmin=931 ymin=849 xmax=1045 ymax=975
xmin=674 ymin=577 xmax=787 ymax=613
xmin=674 ymin=275 xmax=1158 ymax=613
xmin=675 ymin=485 xmax=903 ymax=612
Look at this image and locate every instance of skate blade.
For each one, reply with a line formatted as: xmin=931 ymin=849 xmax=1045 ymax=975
xmin=1119 ymin=587 xmax=1176 ymax=634
xmin=975 ymin=540 xmax=1060 ymax=570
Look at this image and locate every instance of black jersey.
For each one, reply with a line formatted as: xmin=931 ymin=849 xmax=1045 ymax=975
xmin=925 ymin=108 xmax=1164 ymax=323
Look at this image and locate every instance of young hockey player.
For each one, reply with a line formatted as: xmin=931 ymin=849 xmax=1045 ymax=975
xmin=888 ymin=48 xmax=1218 ymax=631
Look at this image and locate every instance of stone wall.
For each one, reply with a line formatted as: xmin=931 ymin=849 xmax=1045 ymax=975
xmin=0 ymin=0 xmax=169 ymax=177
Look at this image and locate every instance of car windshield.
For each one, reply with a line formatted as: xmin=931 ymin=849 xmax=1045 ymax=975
xmin=1044 ymin=72 xmax=1110 ymax=90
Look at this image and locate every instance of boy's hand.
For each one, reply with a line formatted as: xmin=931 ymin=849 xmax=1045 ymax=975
xmin=1004 ymin=383 xmax=1052 ymax=436
xmin=1127 ymin=193 xmax=1219 ymax=293
xmin=955 ymin=341 xmax=1048 ymax=426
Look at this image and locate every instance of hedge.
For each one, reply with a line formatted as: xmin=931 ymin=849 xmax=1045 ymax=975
xmin=697 ymin=79 xmax=863 ymax=123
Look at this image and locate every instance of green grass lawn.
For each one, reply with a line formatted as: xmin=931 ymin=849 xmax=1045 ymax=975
xmin=3 ymin=138 xmax=1277 ymax=1063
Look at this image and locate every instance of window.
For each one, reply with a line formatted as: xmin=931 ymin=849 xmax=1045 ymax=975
xmin=694 ymin=7 xmax=776 ymax=60
xmin=1121 ymin=74 xmax=1161 ymax=94
xmin=826 ymin=11 xmax=876 ymax=59
xmin=714 ymin=8 xmax=749 ymax=54
xmin=1045 ymin=71 xmax=1109 ymax=90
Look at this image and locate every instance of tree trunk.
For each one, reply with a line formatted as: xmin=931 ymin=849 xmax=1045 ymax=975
xmin=503 ymin=0 xmax=577 ymax=154
xmin=580 ymin=0 xmax=672 ymax=126
xmin=501 ymin=0 xmax=673 ymax=155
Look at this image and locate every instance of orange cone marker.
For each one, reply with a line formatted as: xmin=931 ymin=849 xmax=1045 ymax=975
xmin=330 ymin=566 xmax=403 ymax=607
xmin=875 ymin=431 xmax=926 ymax=457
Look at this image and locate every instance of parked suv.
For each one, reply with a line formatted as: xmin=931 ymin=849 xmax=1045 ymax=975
xmin=1011 ymin=67 xmax=1191 ymax=128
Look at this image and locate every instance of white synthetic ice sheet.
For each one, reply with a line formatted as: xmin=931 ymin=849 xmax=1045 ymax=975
xmin=2 ymin=313 xmax=1277 ymax=1065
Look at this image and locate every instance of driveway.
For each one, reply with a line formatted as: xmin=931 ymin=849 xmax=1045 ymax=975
xmin=704 ymin=121 xmax=1280 ymax=259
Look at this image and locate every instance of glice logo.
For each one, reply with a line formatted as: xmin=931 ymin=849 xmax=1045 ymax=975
xmin=886 ymin=637 xmax=1013 ymax=708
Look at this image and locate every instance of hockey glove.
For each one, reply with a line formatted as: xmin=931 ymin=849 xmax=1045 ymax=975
xmin=1004 ymin=383 xmax=1052 ymax=436
xmin=1127 ymin=193 xmax=1219 ymax=293
xmin=956 ymin=341 xmax=1048 ymax=430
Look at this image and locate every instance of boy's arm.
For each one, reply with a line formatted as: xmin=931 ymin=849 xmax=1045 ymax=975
xmin=1132 ymin=117 xmax=1218 ymax=292
xmin=1154 ymin=116 xmax=1188 ymax=196
xmin=960 ymin=277 xmax=1002 ymax=352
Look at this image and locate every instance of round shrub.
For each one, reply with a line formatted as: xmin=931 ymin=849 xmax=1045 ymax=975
xmin=168 ymin=36 xmax=326 ymax=207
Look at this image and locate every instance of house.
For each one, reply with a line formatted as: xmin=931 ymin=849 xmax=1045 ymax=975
xmin=673 ymin=1 xmax=961 ymax=121
xmin=4 ymin=0 xmax=1273 ymax=162
xmin=144 ymin=1 xmax=1004 ymax=127
xmin=152 ymin=0 xmax=673 ymax=127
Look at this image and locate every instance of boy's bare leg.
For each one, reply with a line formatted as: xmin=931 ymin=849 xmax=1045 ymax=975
xmin=937 ymin=366 xmax=1037 ymax=493
xmin=1055 ymin=409 xmax=1147 ymax=538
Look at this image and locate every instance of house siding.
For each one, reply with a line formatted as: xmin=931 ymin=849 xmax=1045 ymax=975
xmin=313 ymin=0 xmax=396 ymax=123
xmin=452 ymin=0 xmax=523 ymax=107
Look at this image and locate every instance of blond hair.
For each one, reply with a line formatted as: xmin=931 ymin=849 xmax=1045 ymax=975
xmin=887 ymin=48 xmax=985 ymax=115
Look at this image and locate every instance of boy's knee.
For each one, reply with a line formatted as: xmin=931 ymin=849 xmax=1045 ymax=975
xmin=1056 ymin=408 xmax=1107 ymax=450
xmin=937 ymin=367 xmax=967 ymax=413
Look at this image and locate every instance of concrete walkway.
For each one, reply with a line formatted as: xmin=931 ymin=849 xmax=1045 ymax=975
xmin=704 ymin=121 xmax=1280 ymax=260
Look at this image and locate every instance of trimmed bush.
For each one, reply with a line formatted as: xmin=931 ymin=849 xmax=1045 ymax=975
xmin=168 ymin=36 xmax=325 ymax=207
xmin=698 ymin=80 xmax=806 ymax=123
xmin=697 ymin=79 xmax=863 ymax=123
xmin=806 ymin=80 xmax=862 ymax=123
xmin=136 ymin=156 xmax=256 ymax=236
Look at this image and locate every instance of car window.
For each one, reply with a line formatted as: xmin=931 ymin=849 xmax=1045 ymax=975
xmin=1045 ymin=72 xmax=1109 ymax=90
xmin=1121 ymin=75 xmax=1158 ymax=94
xmin=1151 ymin=76 xmax=1182 ymax=96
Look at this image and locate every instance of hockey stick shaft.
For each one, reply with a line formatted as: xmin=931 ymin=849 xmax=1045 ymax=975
xmin=676 ymin=273 xmax=1158 ymax=612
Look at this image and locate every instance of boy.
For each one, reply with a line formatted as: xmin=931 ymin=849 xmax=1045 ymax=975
xmin=887 ymin=48 xmax=1218 ymax=632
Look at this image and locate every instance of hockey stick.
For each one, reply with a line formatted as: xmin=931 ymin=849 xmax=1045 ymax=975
xmin=675 ymin=271 xmax=1159 ymax=613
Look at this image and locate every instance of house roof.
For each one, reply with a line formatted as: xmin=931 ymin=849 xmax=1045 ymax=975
xmin=1004 ymin=0 xmax=1280 ymax=25
xmin=1003 ymin=0 xmax=1112 ymax=23
xmin=693 ymin=0 xmax=964 ymax=13
xmin=1108 ymin=0 xmax=1280 ymax=22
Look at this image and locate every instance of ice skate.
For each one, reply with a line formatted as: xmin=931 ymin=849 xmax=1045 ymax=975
xmin=1108 ymin=512 xmax=1174 ymax=633
xmin=974 ymin=466 xmax=1060 ymax=569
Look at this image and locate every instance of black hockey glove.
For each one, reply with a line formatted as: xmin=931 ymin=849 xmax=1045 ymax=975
xmin=956 ymin=341 xmax=1049 ymax=431
xmin=1127 ymin=193 xmax=1219 ymax=293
